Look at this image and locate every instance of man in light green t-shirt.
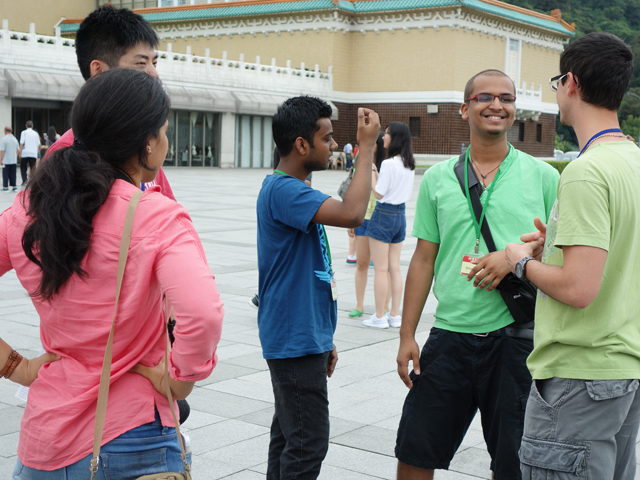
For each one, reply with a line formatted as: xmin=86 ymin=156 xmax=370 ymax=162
xmin=506 ymin=33 xmax=640 ymax=479
xmin=395 ymin=70 xmax=558 ymax=480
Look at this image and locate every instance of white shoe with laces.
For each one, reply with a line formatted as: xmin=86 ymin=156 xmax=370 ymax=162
xmin=387 ymin=314 xmax=402 ymax=328
xmin=362 ymin=313 xmax=389 ymax=329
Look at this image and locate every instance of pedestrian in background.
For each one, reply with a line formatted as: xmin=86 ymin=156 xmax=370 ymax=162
xmin=0 ymin=126 xmax=19 ymax=191
xmin=18 ymin=121 xmax=39 ymax=186
xmin=363 ymin=122 xmax=415 ymax=329
xmin=348 ymin=131 xmax=389 ymax=318
xmin=45 ymin=126 xmax=59 ymax=148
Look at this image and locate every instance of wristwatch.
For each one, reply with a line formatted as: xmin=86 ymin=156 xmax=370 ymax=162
xmin=515 ymin=256 xmax=535 ymax=280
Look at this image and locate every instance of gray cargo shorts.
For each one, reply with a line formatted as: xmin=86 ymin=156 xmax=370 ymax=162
xmin=520 ymin=377 xmax=640 ymax=480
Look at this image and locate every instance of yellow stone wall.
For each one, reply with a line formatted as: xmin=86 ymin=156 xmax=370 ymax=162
xmin=158 ymin=17 xmax=564 ymax=96
xmin=452 ymin=30 xmax=507 ymax=91
xmin=158 ymin=27 xmax=336 ymax=75
xmin=1 ymin=0 xmax=94 ymax=35
xmin=520 ymin=42 xmax=560 ymax=104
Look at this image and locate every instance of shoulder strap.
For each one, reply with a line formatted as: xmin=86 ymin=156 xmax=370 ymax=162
xmin=90 ymin=189 xmax=191 ymax=479
xmin=91 ymin=189 xmax=143 ymax=477
xmin=453 ymin=153 xmax=498 ymax=253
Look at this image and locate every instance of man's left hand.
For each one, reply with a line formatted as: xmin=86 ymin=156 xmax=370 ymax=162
xmin=466 ymin=250 xmax=510 ymax=291
xmin=327 ymin=344 xmax=338 ymax=378
xmin=505 ymin=241 xmax=540 ymax=273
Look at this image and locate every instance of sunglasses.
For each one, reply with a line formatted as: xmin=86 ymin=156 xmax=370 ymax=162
xmin=549 ymin=73 xmax=580 ymax=92
xmin=465 ymin=94 xmax=516 ymax=104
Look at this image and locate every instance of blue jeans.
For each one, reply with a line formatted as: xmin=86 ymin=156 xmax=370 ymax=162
xmin=267 ymin=352 xmax=331 ymax=480
xmin=12 ymin=411 xmax=191 ymax=480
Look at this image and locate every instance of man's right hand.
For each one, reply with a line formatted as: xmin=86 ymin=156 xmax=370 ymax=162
xmin=397 ymin=338 xmax=421 ymax=389
xmin=356 ymin=108 xmax=380 ymax=149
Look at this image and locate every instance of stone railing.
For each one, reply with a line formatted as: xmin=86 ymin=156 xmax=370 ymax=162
xmin=0 ymin=21 xmax=333 ymax=97
xmin=516 ymin=81 xmax=543 ymax=120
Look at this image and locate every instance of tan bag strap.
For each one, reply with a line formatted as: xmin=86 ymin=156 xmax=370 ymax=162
xmin=89 ymin=190 xmax=189 ymax=479
xmin=163 ymin=298 xmax=191 ymax=477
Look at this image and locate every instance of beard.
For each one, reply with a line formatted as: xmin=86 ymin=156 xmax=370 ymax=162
xmin=303 ymin=154 xmax=329 ymax=172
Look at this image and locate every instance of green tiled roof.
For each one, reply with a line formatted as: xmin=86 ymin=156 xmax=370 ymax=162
xmin=60 ymin=0 xmax=574 ymax=36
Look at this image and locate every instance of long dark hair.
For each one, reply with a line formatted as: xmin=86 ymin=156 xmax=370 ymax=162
xmin=22 ymin=69 xmax=170 ymax=300
xmin=374 ymin=131 xmax=385 ymax=171
xmin=386 ymin=122 xmax=415 ymax=170
xmin=46 ymin=126 xmax=57 ymax=146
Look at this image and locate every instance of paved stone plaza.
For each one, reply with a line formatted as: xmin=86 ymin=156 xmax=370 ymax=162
xmin=0 ymin=168 xmax=637 ymax=479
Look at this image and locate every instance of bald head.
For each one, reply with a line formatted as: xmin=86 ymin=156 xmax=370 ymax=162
xmin=3 ymin=126 xmax=11 ymax=134
xmin=464 ymin=70 xmax=515 ymax=102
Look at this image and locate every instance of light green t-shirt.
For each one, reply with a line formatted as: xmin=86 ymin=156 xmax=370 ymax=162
xmin=528 ymin=141 xmax=640 ymax=380
xmin=413 ymin=145 xmax=558 ymax=333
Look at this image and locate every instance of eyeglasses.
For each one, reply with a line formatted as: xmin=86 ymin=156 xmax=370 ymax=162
xmin=549 ymin=73 xmax=580 ymax=92
xmin=465 ymin=94 xmax=516 ymax=104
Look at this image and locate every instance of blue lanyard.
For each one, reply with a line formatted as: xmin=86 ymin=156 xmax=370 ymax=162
xmin=578 ymin=128 xmax=624 ymax=158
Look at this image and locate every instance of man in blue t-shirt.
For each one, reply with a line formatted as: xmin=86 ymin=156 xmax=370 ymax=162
xmin=257 ymin=96 xmax=380 ymax=479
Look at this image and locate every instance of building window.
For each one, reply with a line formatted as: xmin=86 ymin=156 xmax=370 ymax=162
xmin=163 ymin=110 xmax=221 ymax=167
xmin=536 ymin=123 xmax=542 ymax=143
xmin=506 ymin=38 xmax=520 ymax=84
xmin=235 ymin=115 xmax=275 ymax=168
xmin=507 ymin=122 xmax=525 ymax=143
xmin=409 ymin=117 xmax=420 ymax=138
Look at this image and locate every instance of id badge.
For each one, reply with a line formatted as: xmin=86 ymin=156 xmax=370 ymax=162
xmin=460 ymin=251 xmax=483 ymax=275
xmin=330 ymin=274 xmax=338 ymax=301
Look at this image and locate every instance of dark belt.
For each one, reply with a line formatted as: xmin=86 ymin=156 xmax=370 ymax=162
xmin=472 ymin=321 xmax=534 ymax=341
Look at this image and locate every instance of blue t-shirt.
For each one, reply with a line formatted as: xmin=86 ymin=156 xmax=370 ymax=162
xmin=257 ymin=174 xmax=337 ymax=359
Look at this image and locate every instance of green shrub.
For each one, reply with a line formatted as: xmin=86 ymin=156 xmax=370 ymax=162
xmin=545 ymin=160 xmax=570 ymax=175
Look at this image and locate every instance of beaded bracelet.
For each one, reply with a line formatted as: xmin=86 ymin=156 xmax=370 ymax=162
xmin=0 ymin=350 xmax=23 ymax=379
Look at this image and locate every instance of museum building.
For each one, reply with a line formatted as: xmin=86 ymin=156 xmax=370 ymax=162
xmin=1 ymin=0 xmax=574 ymax=168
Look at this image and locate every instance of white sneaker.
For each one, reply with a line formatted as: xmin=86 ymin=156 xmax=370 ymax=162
xmin=362 ymin=313 xmax=389 ymax=329
xmin=387 ymin=314 xmax=402 ymax=328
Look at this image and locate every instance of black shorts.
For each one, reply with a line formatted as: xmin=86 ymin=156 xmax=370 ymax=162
xmin=395 ymin=327 xmax=533 ymax=480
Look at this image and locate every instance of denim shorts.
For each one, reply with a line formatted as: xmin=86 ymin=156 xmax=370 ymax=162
xmin=366 ymin=203 xmax=406 ymax=244
xmin=354 ymin=218 xmax=370 ymax=236
xmin=12 ymin=410 xmax=191 ymax=480
xmin=395 ymin=327 xmax=532 ymax=478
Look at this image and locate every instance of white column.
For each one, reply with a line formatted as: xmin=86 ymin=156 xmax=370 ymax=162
xmin=0 ymin=97 xmax=11 ymax=131
xmin=219 ymin=112 xmax=236 ymax=168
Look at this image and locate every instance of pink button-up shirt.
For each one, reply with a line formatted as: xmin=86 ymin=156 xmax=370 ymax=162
xmin=0 ymin=180 xmax=224 ymax=470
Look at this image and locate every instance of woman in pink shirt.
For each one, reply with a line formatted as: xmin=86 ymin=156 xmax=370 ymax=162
xmin=0 ymin=69 xmax=224 ymax=478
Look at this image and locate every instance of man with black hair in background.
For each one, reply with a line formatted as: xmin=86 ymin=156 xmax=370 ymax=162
xmin=45 ymin=4 xmax=175 ymax=201
xmin=257 ymin=97 xmax=379 ymax=479
xmin=395 ymin=69 xmax=558 ymax=480
xmin=506 ymin=32 xmax=640 ymax=479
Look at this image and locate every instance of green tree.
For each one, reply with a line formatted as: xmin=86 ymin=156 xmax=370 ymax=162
xmin=621 ymin=114 xmax=640 ymax=142
xmin=504 ymin=1 xmax=640 ymax=143
xmin=555 ymin=134 xmax=578 ymax=153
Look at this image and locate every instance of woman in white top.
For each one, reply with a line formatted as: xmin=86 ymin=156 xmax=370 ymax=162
xmin=362 ymin=122 xmax=415 ymax=329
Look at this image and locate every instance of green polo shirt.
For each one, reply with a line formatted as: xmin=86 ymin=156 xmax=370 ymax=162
xmin=528 ymin=141 xmax=640 ymax=380
xmin=413 ymin=145 xmax=558 ymax=333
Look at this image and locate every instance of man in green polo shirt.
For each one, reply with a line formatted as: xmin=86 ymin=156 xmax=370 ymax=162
xmin=506 ymin=33 xmax=640 ymax=479
xmin=395 ymin=69 xmax=558 ymax=480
